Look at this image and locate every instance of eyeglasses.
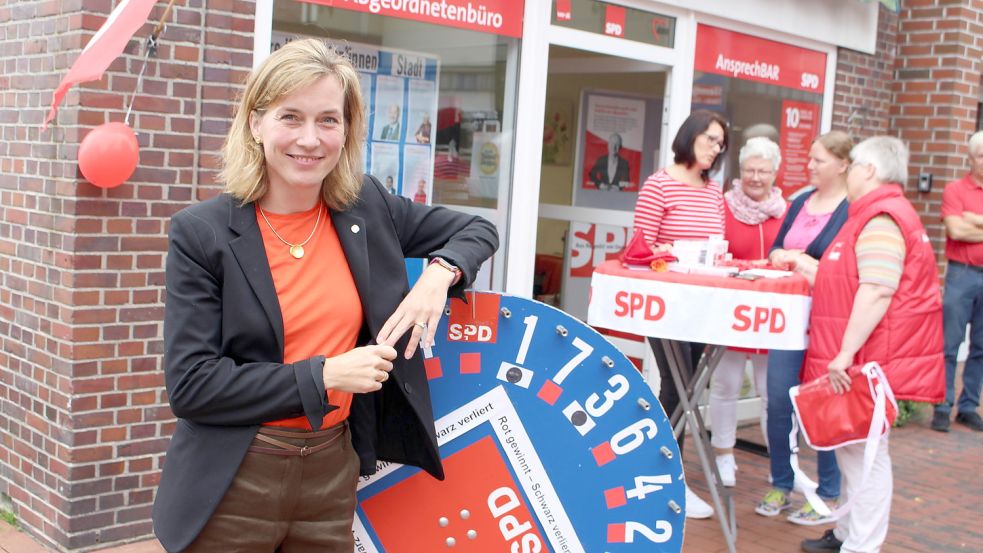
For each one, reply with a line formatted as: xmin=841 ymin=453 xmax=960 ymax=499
xmin=700 ymin=133 xmax=726 ymax=151
xmin=740 ymin=168 xmax=775 ymax=178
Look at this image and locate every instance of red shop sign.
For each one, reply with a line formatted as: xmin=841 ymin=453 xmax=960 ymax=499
xmin=304 ymin=0 xmax=524 ymax=38
xmin=694 ymin=24 xmax=826 ymax=94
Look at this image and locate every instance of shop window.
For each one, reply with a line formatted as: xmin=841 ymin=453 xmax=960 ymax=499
xmin=551 ymin=0 xmax=675 ymax=48
xmin=272 ymin=1 xmax=519 ymax=211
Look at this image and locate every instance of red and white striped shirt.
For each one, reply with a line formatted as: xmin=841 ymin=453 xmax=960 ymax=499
xmin=632 ymin=168 xmax=725 ymax=247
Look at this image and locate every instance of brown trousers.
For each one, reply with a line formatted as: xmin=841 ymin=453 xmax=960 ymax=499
xmin=184 ymin=423 xmax=359 ymax=553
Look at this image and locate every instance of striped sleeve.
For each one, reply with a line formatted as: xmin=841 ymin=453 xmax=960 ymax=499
xmin=856 ymin=214 xmax=906 ymax=290
xmin=633 ymin=173 xmax=667 ymax=247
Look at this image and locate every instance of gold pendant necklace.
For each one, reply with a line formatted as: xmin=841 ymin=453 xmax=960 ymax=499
xmin=258 ymin=203 xmax=322 ymax=260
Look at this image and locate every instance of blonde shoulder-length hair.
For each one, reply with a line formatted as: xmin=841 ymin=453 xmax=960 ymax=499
xmin=219 ymin=38 xmax=366 ymax=211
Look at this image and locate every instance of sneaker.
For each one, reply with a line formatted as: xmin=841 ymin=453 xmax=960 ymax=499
xmin=787 ymin=502 xmax=836 ymax=526
xmin=755 ymin=488 xmax=791 ymax=517
xmin=715 ymin=454 xmax=737 ymax=487
xmin=955 ymin=411 xmax=983 ymax=431
xmin=685 ymin=485 xmax=714 ymax=519
xmin=800 ymin=529 xmax=843 ymax=552
xmin=931 ymin=410 xmax=950 ymax=432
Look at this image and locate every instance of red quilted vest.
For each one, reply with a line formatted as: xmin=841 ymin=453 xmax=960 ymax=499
xmin=802 ymin=185 xmax=944 ymax=402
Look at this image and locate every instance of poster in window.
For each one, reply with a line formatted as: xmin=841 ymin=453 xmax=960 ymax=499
xmin=579 ymin=93 xmax=644 ymax=192
xmin=542 ymin=99 xmax=573 ymax=165
xmin=778 ymin=100 xmax=820 ymax=198
xmin=374 ymin=75 xmax=406 ymax=143
xmin=407 ymin=79 xmax=435 ymax=145
xmin=370 ymin=143 xmax=400 ymax=196
xmin=401 ymin=144 xmax=432 ymax=204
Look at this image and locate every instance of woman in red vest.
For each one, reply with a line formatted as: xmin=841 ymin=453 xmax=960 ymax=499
xmin=795 ymin=136 xmax=944 ymax=553
xmin=710 ymin=136 xmax=787 ymax=488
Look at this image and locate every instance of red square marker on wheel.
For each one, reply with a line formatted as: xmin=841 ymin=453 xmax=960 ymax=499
xmin=592 ymin=441 xmax=616 ymax=466
xmin=607 ymin=522 xmax=627 ymax=543
xmin=537 ymin=380 xmax=562 ymax=405
xmin=424 ymin=357 xmax=443 ymax=380
xmin=459 ymin=352 xmax=481 ymax=374
xmin=604 ymin=486 xmax=627 ymax=509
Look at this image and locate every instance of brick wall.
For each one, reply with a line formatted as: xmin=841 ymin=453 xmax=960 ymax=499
xmin=0 ymin=0 xmax=254 ymax=550
xmin=891 ymin=0 xmax=983 ymax=259
xmin=831 ymin=5 xmax=900 ymax=139
xmin=832 ymin=1 xmax=983 ymax=266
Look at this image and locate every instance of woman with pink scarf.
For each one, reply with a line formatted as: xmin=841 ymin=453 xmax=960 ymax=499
xmin=710 ymin=137 xmax=787 ymax=488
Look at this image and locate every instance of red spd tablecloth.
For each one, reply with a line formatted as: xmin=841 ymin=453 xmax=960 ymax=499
xmin=587 ymin=260 xmax=811 ymax=350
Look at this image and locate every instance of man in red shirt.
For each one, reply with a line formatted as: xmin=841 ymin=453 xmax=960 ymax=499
xmin=932 ymin=131 xmax=983 ymax=432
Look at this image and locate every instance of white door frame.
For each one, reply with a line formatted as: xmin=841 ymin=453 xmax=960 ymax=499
xmin=505 ymin=2 xmax=692 ymax=296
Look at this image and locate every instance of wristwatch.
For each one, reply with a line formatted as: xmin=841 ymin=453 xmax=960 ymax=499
xmin=429 ymin=256 xmax=462 ymax=285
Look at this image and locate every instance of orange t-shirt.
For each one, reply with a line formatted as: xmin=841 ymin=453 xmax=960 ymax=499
xmin=256 ymin=202 xmax=363 ymax=429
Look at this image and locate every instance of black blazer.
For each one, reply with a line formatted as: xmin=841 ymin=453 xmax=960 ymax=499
xmin=152 ymin=175 xmax=498 ymax=552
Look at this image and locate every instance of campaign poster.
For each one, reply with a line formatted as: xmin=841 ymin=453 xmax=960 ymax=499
xmin=370 ymin=143 xmax=401 ymax=195
xmin=401 ymin=144 xmax=432 ymax=204
xmin=407 ymin=79 xmax=435 ymax=145
xmin=580 ymin=93 xmax=645 ymax=192
xmin=374 ymin=75 xmax=407 ymax=143
xmin=777 ymin=100 xmax=820 ymax=197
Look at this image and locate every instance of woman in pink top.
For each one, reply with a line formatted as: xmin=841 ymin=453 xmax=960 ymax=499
xmin=631 ymin=110 xmax=729 ymax=520
xmin=755 ymin=131 xmax=853 ymax=526
xmin=711 ymin=137 xmax=788 ymax=490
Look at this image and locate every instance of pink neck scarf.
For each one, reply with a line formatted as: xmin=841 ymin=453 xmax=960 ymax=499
xmin=725 ymin=180 xmax=786 ymax=225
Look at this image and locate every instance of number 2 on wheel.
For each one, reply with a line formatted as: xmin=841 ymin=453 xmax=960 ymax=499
xmin=607 ymin=520 xmax=673 ymax=543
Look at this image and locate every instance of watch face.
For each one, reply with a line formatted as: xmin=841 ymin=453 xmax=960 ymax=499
xmin=354 ymin=292 xmax=684 ymax=552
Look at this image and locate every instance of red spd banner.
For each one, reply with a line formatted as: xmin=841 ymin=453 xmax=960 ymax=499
xmin=568 ymin=223 xmax=627 ymax=278
xmin=306 ymin=0 xmax=524 ymax=38
xmin=587 ymin=271 xmax=811 ymax=350
xmin=694 ymin=24 xmax=826 ymax=94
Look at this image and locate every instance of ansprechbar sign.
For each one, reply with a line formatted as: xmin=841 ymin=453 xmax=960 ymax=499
xmin=694 ymin=24 xmax=827 ymax=94
xmin=304 ymin=0 xmax=524 ymax=38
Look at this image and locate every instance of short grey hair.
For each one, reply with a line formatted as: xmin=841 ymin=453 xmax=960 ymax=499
xmin=738 ymin=137 xmax=781 ymax=171
xmin=850 ymin=136 xmax=909 ymax=184
xmin=969 ymin=130 xmax=983 ymax=152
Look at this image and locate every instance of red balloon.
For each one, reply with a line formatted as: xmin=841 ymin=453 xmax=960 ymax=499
xmin=78 ymin=122 xmax=139 ymax=188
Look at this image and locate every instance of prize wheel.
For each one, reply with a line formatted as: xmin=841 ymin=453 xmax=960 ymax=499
xmin=354 ymin=292 xmax=685 ymax=552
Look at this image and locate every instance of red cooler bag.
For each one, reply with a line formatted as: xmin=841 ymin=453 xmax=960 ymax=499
xmin=790 ymin=362 xmax=897 ymax=450
xmin=788 ymin=362 xmax=898 ymax=519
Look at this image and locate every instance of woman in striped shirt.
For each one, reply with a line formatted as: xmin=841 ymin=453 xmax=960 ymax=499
xmin=631 ymin=110 xmax=729 ymax=520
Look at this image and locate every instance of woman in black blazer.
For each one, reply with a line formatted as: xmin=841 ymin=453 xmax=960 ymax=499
xmin=152 ymin=39 xmax=497 ymax=552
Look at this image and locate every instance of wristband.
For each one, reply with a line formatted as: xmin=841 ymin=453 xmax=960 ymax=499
xmin=430 ymin=257 xmax=462 ymax=286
